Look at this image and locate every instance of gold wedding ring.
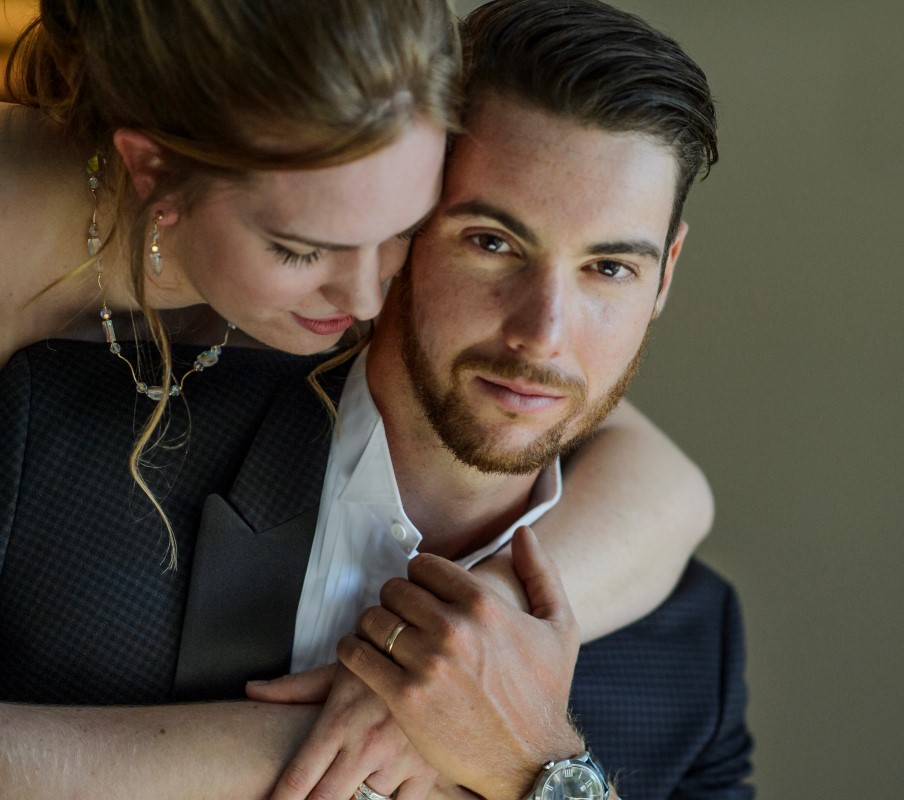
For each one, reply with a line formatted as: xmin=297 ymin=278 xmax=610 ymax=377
xmin=384 ymin=620 xmax=409 ymax=656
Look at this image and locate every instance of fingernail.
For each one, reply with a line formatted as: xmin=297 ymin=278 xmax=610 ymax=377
xmin=246 ymin=679 xmax=269 ymax=686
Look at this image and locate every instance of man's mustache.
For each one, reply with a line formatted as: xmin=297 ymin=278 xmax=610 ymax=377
xmin=451 ymin=352 xmax=587 ymax=400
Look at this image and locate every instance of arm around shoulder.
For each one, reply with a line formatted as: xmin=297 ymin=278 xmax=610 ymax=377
xmin=473 ymin=401 xmax=714 ymax=641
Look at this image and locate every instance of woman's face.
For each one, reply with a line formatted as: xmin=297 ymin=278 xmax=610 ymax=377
xmin=165 ymin=119 xmax=446 ymax=354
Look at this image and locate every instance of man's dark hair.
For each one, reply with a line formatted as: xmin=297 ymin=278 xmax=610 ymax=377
xmin=461 ymin=0 xmax=718 ymax=248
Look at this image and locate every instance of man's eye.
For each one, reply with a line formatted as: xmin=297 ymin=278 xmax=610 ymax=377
xmin=470 ymin=233 xmax=511 ymax=253
xmin=592 ymin=259 xmax=633 ymax=278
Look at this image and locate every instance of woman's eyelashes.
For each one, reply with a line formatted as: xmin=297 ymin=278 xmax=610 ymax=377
xmin=396 ymin=223 xmax=425 ymax=243
xmin=267 ymin=242 xmax=323 ymax=266
xmin=269 ymin=226 xmax=419 ymax=266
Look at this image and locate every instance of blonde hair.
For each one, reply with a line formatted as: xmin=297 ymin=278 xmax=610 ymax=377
xmin=6 ymin=0 xmax=462 ymax=568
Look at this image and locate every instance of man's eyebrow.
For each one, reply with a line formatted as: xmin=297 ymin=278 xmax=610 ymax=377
xmin=585 ymin=240 xmax=662 ymax=263
xmin=443 ymin=201 xmax=539 ymax=246
xmin=444 ymin=200 xmax=663 ymax=263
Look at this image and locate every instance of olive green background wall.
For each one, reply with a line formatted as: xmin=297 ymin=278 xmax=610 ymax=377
xmin=454 ymin=2 xmax=904 ymax=797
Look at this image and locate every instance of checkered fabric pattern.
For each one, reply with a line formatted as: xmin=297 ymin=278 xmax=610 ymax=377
xmin=0 ymin=339 xmax=346 ymax=703
xmin=570 ymin=559 xmax=755 ymax=799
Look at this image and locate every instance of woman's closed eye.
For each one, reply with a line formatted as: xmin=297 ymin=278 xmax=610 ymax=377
xmin=267 ymin=242 xmax=323 ymax=266
xmin=396 ymin=226 xmax=423 ymax=243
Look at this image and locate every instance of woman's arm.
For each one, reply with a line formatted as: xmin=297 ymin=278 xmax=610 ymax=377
xmin=0 ymin=700 xmax=318 ymax=800
xmin=472 ymin=400 xmax=714 ymax=641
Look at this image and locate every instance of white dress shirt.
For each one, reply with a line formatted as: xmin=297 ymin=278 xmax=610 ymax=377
xmin=290 ymin=349 xmax=562 ymax=672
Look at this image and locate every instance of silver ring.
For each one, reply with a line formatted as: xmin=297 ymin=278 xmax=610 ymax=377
xmin=355 ymin=783 xmax=393 ymax=800
xmin=384 ymin=620 xmax=409 ymax=656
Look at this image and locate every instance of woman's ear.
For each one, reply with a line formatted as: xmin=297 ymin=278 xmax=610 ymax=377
xmin=112 ymin=129 xmax=180 ymax=225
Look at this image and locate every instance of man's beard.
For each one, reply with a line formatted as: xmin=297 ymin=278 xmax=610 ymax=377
xmin=397 ymin=268 xmax=650 ymax=476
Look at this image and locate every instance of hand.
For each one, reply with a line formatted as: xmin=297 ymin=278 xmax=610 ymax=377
xmin=247 ymin=663 xmax=438 ymax=800
xmin=337 ymin=527 xmax=584 ymax=800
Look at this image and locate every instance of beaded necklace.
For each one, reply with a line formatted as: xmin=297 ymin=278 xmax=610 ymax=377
xmin=87 ymin=154 xmax=235 ymax=400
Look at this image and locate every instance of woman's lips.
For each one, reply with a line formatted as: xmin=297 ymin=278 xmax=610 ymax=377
xmin=292 ymin=313 xmax=356 ymax=336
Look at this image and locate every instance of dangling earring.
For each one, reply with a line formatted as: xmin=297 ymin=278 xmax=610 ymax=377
xmin=87 ymin=155 xmax=237 ymax=401
xmin=149 ymin=213 xmax=163 ymax=276
xmin=87 ymin=154 xmax=104 ymax=264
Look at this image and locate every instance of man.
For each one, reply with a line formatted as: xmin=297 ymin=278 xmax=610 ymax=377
xmin=0 ymin=1 xmax=751 ymax=798
xmin=249 ymin=4 xmax=750 ymax=799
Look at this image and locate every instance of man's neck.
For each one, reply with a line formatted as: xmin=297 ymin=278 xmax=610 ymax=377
xmin=366 ymin=305 xmax=539 ymax=562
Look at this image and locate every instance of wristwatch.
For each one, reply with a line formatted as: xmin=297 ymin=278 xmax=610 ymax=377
xmin=525 ymin=751 xmax=610 ymax=800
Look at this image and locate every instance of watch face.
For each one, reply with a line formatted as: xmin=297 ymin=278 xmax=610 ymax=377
xmin=538 ymin=762 xmax=608 ymax=800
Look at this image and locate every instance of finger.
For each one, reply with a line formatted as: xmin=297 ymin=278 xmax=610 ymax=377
xmin=245 ymin=663 xmax=335 ymax=703
xmin=511 ymin=526 xmax=573 ymax=624
xmin=273 ymin=747 xmax=360 ymax=800
xmin=357 ymin=606 xmax=415 ymax=653
xmin=395 ymin=772 xmax=437 ymax=800
xmin=269 ymin=724 xmax=342 ymax=800
xmin=378 ymin=575 xmax=449 ymax=632
xmin=406 ymin=552 xmax=484 ymax=604
xmin=337 ymin=633 xmax=405 ymax=699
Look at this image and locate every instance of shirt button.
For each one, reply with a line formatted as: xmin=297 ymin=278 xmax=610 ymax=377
xmin=390 ymin=522 xmax=407 ymax=542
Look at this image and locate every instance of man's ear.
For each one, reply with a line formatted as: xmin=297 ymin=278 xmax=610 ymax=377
xmin=112 ymin=129 xmax=180 ymax=224
xmin=653 ymin=220 xmax=688 ymax=319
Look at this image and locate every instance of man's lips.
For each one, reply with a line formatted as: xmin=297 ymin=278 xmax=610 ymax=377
xmin=292 ymin=313 xmax=356 ymax=336
xmin=474 ymin=375 xmax=568 ymax=412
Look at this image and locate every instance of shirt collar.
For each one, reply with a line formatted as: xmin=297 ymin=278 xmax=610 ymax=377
xmin=336 ymin=348 xmax=563 ymax=565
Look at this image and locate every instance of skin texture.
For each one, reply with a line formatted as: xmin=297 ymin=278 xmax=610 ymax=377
xmin=397 ymin=100 xmax=683 ymax=471
xmin=0 ymin=701 xmax=320 ymax=800
xmin=340 ymin=528 xmax=585 ymax=800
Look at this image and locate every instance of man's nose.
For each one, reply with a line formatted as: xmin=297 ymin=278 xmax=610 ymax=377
xmin=501 ymin=265 xmax=569 ymax=360
xmin=323 ymin=246 xmax=386 ymax=321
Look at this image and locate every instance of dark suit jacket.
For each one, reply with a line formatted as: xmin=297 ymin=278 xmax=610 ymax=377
xmin=571 ymin=561 xmax=754 ymax=799
xmin=0 ymin=339 xmax=348 ymax=703
xmin=0 ymin=340 xmax=753 ymax=798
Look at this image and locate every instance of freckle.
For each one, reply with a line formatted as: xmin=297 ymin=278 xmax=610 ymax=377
xmin=159 ymin=728 xmax=166 ymax=735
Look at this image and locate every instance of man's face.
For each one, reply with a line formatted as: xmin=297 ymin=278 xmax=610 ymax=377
xmin=400 ymin=92 xmax=686 ymax=474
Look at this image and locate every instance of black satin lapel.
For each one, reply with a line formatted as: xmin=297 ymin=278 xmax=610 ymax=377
xmin=173 ymin=494 xmax=320 ymax=700
xmin=227 ymin=369 xmax=341 ymax=532
xmin=173 ymin=360 xmax=349 ymax=700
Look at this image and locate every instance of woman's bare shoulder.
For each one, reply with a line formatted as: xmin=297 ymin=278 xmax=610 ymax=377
xmin=0 ymin=101 xmax=82 ymax=185
xmin=0 ymin=103 xmax=90 ymax=365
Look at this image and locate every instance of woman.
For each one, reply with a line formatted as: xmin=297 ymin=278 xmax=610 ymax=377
xmin=0 ymin=1 xmax=712 ymax=795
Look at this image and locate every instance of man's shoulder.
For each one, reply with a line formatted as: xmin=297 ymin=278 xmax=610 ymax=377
xmin=570 ymin=559 xmax=753 ymax=799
